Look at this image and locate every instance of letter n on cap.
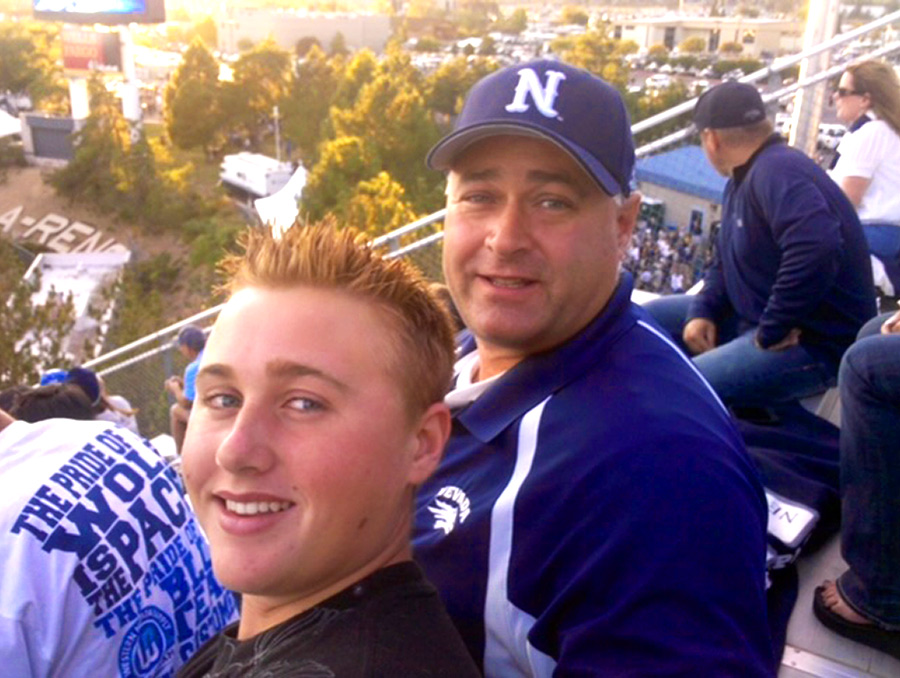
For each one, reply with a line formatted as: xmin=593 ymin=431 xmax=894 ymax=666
xmin=505 ymin=68 xmax=566 ymax=119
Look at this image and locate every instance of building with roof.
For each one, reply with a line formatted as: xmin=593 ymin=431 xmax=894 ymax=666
xmin=634 ymin=144 xmax=726 ymax=236
xmin=217 ymin=9 xmax=391 ymax=55
xmin=612 ymin=15 xmax=803 ymax=57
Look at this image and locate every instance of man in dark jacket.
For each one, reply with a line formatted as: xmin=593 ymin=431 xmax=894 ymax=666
xmin=646 ymin=81 xmax=877 ymax=407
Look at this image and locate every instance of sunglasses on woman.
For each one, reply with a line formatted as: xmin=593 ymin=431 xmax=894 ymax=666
xmin=833 ymin=87 xmax=864 ymax=98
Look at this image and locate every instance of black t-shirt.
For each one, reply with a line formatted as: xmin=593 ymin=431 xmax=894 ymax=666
xmin=177 ymin=561 xmax=481 ymax=678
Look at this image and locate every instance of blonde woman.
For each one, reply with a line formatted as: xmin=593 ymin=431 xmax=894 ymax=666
xmin=831 ymin=60 xmax=900 ymax=294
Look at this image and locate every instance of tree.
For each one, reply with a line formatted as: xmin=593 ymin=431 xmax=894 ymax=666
xmin=302 ymin=135 xmax=381 ymax=222
xmin=424 ymin=56 xmax=498 ymax=118
xmin=550 ymin=29 xmax=630 ymax=90
xmin=164 ymin=38 xmax=221 ymax=154
xmin=345 ymin=171 xmax=418 ymax=236
xmin=331 ymin=49 xmax=377 ymax=109
xmin=225 ymin=37 xmax=292 ymax=146
xmin=720 ymin=41 xmax=744 ymax=54
xmin=613 ymin=39 xmax=640 ymax=57
xmin=329 ymin=49 xmax=440 ymax=206
xmin=330 ymin=31 xmax=349 ymax=56
xmin=560 ymin=7 xmax=589 ymax=26
xmin=479 ymin=34 xmax=497 ymax=55
xmin=194 ymin=15 xmax=218 ymax=48
xmin=0 ymin=21 xmax=66 ymax=111
xmin=647 ymin=44 xmax=669 ymax=63
xmin=282 ymin=44 xmax=340 ymax=163
xmin=493 ymin=8 xmax=527 ymax=34
xmin=0 ymin=136 xmax=25 ymax=184
xmin=679 ymin=36 xmax=706 ymax=53
xmin=50 ymin=77 xmax=129 ymax=214
xmin=0 ymin=238 xmax=78 ymax=390
xmin=295 ymin=35 xmax=322 ymax=57
xmin=51 ymin=77 xmax=211 ymax=233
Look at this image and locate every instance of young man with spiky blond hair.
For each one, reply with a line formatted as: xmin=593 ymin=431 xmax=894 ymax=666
xmin=178 ymin=223 xmax=479 ymax=677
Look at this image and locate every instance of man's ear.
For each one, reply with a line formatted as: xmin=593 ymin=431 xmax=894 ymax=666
xmin=406 ymin=402 xmax=451 ymax=486
xmin=616 ymin=191 xmax=642 ymax=252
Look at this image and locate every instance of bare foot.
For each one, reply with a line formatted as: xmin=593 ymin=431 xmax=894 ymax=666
xmin=820 ymin=580 xmax=874 ymax=625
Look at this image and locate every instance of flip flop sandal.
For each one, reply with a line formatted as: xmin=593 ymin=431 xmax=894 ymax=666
xmin=813 ymin=585 xmax=900 ymax=660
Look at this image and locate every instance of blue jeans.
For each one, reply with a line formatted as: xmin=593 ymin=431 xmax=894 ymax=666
xmin=643 ymin=295 xmax=835 ymax=407
xmin=862 ymin=222 xmax=900 ymax=293
xmin=837 ymin=321 xmax=900 ymax=627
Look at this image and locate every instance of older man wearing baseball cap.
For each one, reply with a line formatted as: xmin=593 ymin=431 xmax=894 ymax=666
xmin=645 ymin=81 xmax=876 ymax=412
xmin=412 ymin=60 xmax=774 ymax=676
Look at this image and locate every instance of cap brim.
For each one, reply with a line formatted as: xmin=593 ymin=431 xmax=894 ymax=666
xmin=427 ymin=122 xmax=625 ymax=197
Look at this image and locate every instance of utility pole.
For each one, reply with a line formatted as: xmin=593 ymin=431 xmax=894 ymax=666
xmin=791 ymin=0 xmax=840 ymax=156
xmin=273 ymin=105 xmax=281 ymax=162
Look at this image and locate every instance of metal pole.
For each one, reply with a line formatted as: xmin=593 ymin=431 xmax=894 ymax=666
xmin=274 ymin=105 xmax=281 ymax=161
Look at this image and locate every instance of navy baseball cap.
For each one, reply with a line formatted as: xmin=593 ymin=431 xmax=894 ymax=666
xmin=67 ymin=367 xmax=101 ymax=406
xmin=693 ymin=81 xmax=767 ymax=130
xmin=427 ymin=59 xmax=635 ymax=197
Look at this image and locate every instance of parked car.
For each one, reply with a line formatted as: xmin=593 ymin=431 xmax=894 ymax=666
xmin=645 ymin=73 xmax=673 ymax=90
xmin=817 ymin=123 xmax=846 ymax=150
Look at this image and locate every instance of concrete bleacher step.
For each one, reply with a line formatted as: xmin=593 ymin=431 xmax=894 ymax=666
xmin=778 ymin=536 xmax=900 ymax=677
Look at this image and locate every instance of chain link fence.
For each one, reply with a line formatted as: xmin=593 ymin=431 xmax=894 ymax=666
xmin=85 ymin=15 xmax=900 ymax=438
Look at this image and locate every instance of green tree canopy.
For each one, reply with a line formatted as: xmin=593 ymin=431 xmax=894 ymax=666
xmin=295 ymin=35 xmax=322 ymax=57
xmin=328 ymin=48 xmax=439 ymax=205
xmin=647 ymin=43 xmax=669 ymax=63
xmin=225 ymin=37 xmax=292 ymax=145
xmin=345 ymin=171 xmax=418 ymax=236
xmin=51 ymin=78 xmax=210 ymax=233
xmin=164 ymin=38 xmax=222 ymax=153
xmin=678 ymin=36 xmax=706 ymax=53
xmin=0 ymin=21 xmax=66 ymax=110
xmin=330 ymin=31 xmax=349 ymax=56
xmin=424 ymin=55 xmax=498 ymax=118
xmin=493 ymin=7 xmax=527 ymax=34
xmin=560 ymin=7 xmax=589 ymax=26
xmin=0 ymin=239 xmax=78 ymax=390
xmin=550 ymin=29 xmax=629 ymax=90
xmin=282 ymin=44 xmax=340 ymax=163
xmin=302 ymin=135 xmax=381 ymax=221
xmin=331 ymin=49 xmax=378 ymax=109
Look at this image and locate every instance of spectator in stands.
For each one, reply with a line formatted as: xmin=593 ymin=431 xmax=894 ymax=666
xmin=814 ymin=309 xmax=900 ymax=659
xmin=177 ymin=225 xmax=479 ymax=677
xmin=413 ymin=59 xmax=773 ymax=675
xmin=0 ymin=406 xmax=237 ymax=676
xmin=165 ymin=324 xmax=205 ymax=453
xmin=645 ymin=81 xmax=877 ymax=408
xmin=66 ymin=367 xmax=140 ymax=435
xmin=830 ymin=60 xmax=900 ymax=300
xmin=9 ymin=383 xmax=94 ymax=422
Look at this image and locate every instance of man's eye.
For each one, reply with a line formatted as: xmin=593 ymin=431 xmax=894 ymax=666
xmin=538 ymin=197 xmax=572 ymax=210
xmin=287 ymin=397 xmax=324 ymax=413
xmin=459 ymin=192 xmax=493 ymax=205
xmin=206 ymin=393 xmax=240 ymax=409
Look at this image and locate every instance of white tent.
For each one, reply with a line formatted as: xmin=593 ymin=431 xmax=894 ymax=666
xmin=0 ymin=109 xmax=21 ymax=138
xmin=254 ymin=163 xmax=307 ymax=235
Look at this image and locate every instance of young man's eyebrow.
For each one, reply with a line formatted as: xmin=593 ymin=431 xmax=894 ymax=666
xmin=265 ymin=359 xmax=350 ymax=393
xmin=196 ymin=361 xmax=350 ymax=393
xmin=197 ymin=363 xmax=232 ymax=382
